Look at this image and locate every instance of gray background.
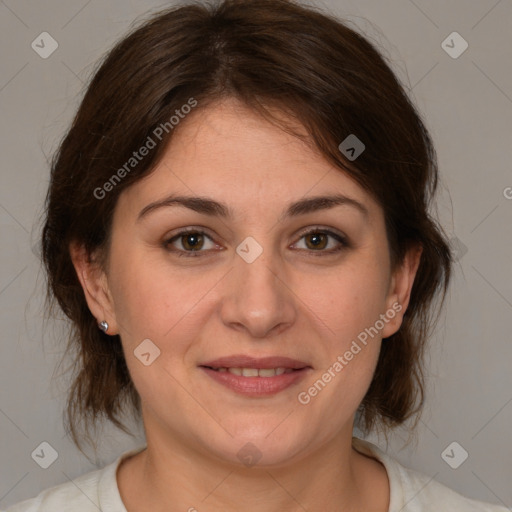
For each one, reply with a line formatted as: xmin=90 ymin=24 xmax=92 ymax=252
xmin=1 ymin=0 xmax=511 ymax=509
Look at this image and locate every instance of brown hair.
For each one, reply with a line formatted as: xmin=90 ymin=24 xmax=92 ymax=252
xmin=40 ymin=0 xmax=452 ymax=451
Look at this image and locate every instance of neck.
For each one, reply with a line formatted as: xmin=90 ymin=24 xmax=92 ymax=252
xmin=117 ymin=425 xmax=388 ymax=512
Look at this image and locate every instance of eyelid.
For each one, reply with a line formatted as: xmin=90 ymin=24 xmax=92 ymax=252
xmin=293 ymin=225 xmax=347 ymax=242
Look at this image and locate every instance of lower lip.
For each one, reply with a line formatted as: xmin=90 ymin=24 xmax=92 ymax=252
xmin=200 ymin=367 xmax=310 ymax=396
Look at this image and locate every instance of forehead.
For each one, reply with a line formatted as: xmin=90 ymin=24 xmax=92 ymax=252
xmin=117 ymin=98 xmax=382 ymax=223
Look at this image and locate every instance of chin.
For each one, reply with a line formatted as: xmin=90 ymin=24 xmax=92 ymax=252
xmin=204 ymin=422 xmax=311 ymax=468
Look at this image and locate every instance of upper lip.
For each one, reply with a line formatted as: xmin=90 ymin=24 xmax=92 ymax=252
xmin=200 ymin=355 xmax=310 ymax=370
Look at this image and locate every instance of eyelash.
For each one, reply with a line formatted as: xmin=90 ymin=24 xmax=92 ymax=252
xmin=163 ymin=227 xmax=349 ymax=258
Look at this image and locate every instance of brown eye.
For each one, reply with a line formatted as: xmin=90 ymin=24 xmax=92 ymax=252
xmin=304 ymin=232 xmax=329 ymax=250
xmin=180 ymin=232 xmax=204 ymax=251
xmin=165 ymin=229 xmax=217 ymax=256
xmin=293 ymin=228 xmax=348 ymax=255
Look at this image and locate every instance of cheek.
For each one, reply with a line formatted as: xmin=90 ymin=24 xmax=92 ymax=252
xmin=108 ymin=250 xmax=218 ymax=351
xmin=296 ymin=259 xmax=389 ymax=345
xmin=108 ymin=258 xmax=204 ymax=404
xmin=294 ymin=259 xmax=388 ymax=408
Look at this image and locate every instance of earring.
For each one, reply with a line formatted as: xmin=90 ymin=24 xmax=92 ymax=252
xmin=98 ymin=320 xmax=109 ymax=333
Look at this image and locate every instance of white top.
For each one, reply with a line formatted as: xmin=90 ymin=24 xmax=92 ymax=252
xmin=4 ymin=437 xmax=508 ymax=511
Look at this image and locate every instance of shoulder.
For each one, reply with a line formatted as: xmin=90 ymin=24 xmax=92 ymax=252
xmin=352 ymin=437 xmax=509 ymax=512
xmin=3 ymin=446 xmax=145 ymax=512
xmin=393 ymin=459 xmax=508 ymax=511
xmin=3 ymin=467 xmax=105 ymax=512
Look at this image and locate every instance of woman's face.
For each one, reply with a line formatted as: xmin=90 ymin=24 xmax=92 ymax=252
xmin=78 ymin=98 xmax=419 ymax=466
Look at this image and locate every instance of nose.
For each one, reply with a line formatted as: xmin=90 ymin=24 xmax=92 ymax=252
xmin=219 ymin=245 xmax=297 ymax=339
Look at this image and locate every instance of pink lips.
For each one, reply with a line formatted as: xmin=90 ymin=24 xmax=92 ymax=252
xmin=199 ymin=355 xmax=312 ymax=397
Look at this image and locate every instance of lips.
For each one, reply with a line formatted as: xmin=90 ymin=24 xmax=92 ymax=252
xmin=199 ymin=355 xmax=312 ymax=396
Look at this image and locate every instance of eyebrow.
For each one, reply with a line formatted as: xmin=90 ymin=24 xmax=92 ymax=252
xmin=137 ymin=193 xmax=369 ymax=222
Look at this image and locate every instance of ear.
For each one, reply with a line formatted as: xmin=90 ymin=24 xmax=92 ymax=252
xmin=69 ymin=241 xmax=118 ymax=335
xmin=381 ymin=243 xmax=423 ymax=339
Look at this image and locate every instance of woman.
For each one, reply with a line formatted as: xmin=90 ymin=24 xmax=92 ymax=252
xmin=6 ymin=0 xmax=508 ymax=510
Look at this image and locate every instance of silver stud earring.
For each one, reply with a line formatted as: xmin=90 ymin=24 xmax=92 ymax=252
xmin=99 ymin=320 xmax=109 ymax=333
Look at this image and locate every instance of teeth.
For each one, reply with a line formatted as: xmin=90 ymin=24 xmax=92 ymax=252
xmin=259 ymin=368 xmax=279 ymax=377
xmin=214 ymin=367 xmax=294 ymax=377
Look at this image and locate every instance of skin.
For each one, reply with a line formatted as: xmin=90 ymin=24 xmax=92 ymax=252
xmin=70 ymin=98 xmax=422 ymax=512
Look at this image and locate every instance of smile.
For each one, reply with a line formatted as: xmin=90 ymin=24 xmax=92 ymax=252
xmin=200 ymin=366 xmax=310 ymax=396
xmin=208 ymin=367 xmax=296 ymax=377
